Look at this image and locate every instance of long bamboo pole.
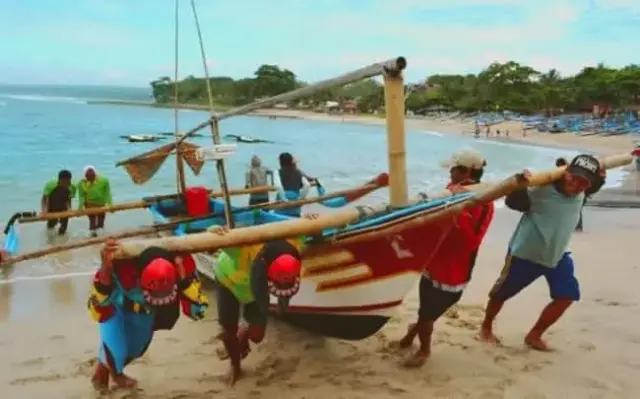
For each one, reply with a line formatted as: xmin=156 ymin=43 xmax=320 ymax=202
xmin=1 ymin=180 xmax=387 ymax=265
xmin=111 ymin=153 xmax=632 ymax=259
xmin=383 ymin=73 xmax=408 ymax=207
xmin=172 ymin=0 xmax=187 ymax=195
xmin=174 ymin=57 xmax=407 ymax=145
xmin=17 ymin=185 xmax=276 ymax=224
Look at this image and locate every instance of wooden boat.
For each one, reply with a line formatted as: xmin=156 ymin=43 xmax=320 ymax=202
xmin=148 ymin=193 xmax=470 ymax=339
xmin=120 ymin=134 xmax=165 ymax=143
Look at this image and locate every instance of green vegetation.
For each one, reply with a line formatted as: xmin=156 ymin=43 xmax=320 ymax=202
xmin=150 ymin=61 xmax=640 ymax=115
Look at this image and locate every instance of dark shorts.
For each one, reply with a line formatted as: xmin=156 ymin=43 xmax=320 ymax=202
xmin=216 ymin=283 xmax=267 ymax=328
xmin=490 ymin=252 xmax=580 ymax=301
xmin=418 ymin=276 xmax=463 ymax=321
xmin=46 ymin=217 xmax=69 ymax=233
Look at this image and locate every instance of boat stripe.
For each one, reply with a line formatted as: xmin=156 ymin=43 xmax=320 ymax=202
xmin=269 ymin=299 xmax=403 ymax=313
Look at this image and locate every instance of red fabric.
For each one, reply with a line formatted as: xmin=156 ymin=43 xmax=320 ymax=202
xmin=267 ymin=254 xmax=301 ymax=283
xmin=632 ymin=149 xmax=640 ymax=157
xmin=426 ymin=183 xmax=495 ymax=287
xmin=141 ymin=258 xmax=177 ymax=292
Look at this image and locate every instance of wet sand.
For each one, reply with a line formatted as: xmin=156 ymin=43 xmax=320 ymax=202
xmin=2 ymin=207 xmax=640 ymax=398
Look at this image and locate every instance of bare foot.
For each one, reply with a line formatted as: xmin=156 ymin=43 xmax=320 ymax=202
xmin=225 ymin=365 xmax=243 ymax=386
xmin=402 ymin=350 xmax=430 ymax=368
xmin=479 ymin=325 xmax=501 ymax=344
xmin=91 ymin=363 xmax=109 ymax=392
xmin=525 ymin=333 xmax=553 ymax=352
xmin=112 ymin=373 xmax=137 ymax=389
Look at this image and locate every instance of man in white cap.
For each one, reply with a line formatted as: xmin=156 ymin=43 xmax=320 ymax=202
xmin=78 ymin=166 xmax=112 ymax=237
xmin=395 ymin=148 xmax=495 ymax=367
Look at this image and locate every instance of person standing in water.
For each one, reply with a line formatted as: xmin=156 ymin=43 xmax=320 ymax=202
xmin=78 ymin=166 xmax=112 ymax=237
xmin=395 ymin=149 xmax=495 ymax=367
xmin=245 ymin=155 xmax=273 ymax=205
xmin=41 ymin=169 xmax=77 ymax=235
xmin=479 ymin=154 xmax=605 ymax=351
xmin=274 ymin=152 xmax=311 ymax=217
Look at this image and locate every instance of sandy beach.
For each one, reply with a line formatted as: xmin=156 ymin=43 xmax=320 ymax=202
xmin=2 ymin=109 xmax=639 ymax=398
xmin=2 ymin=207 xmax=640 ymax=398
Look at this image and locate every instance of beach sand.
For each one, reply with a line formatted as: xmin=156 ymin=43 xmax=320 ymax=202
xmin=2 ymin=110 xmax=639 ymax=398
xmin=2 ymin=208 xmax=640 ymax=398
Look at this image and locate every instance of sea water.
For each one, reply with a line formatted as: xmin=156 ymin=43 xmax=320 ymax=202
xmin=0 ymin=85 xmax=616 ymax=281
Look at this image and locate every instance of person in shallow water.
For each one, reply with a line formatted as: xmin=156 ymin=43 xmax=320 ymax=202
xmin=78 ymin=166 xmax=113 ymax=237
xmin=41 ymin=169 xmax=77 ymax=235
xmin=209 ymin=213 xmax=318 ymax=386
xmin=88 ymin=238 xmax=208 ymax=391
xmin=245 ymin=155 xmax=273 ymax=205
xmin=273 ymin=152 xmax=312 ymax=217
xmin=394 ymin=149 xmax=495 ymax=367
xmin=480 ymin=154 xmax=605 ymax=351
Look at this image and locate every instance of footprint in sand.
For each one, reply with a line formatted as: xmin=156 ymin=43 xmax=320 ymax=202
xmin=16 ymin=356 xmax=50 ymax=367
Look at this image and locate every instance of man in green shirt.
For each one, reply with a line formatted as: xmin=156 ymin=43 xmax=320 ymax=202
xmin=78 ymin=166 xmax=112 ymax=237
xmin=42 ymin=170 xmax=76 ymax=235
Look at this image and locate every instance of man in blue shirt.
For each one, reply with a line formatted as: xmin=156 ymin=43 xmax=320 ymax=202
xmin=479 ymin=154 xmax=605 ymax=351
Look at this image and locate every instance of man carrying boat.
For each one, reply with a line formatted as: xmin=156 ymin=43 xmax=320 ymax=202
xmin=78 ymin=166 xmax=112 ymax=237
xmin=41 ymin=170 xmax=77 ymax=235
xmin=274 ymin=152 xmax=312 ymax=217
xmin=394 ymin=149 xmax=495 ymax=367
xmin=88 ymin=238 xmax=208 ymax=391
xmin=210 ymin=213 xmax=318 ymax=386
xmin=479 ymin=154 xmax=606 ymax=351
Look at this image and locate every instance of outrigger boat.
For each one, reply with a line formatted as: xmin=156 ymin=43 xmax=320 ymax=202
xmin=1 ymin=1 xmax=633 ymax=342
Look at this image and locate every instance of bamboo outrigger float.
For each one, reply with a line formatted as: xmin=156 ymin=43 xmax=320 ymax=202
xmin=0 ymin=0 xmax=633 ymax=341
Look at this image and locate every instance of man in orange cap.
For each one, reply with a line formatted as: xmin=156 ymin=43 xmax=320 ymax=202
xmin=210 ymin=213 xmax=317 ymax=386
xmin=88 ymin=239 xmax=209 ymax=392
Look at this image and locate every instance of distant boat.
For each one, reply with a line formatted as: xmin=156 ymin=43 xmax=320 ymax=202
xmin=224 ymin=134 xmax=274 ymax=144
xmin=119 ymin=135 xmax=165 ymax=143
xmin=159 ymin=132 xmax=204 ymax=138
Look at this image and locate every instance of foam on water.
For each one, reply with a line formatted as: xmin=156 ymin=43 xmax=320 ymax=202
xmin=0 ymin=94 xmax=88 ymax=104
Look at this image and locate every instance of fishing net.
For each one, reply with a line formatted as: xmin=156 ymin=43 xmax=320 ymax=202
xmin=118 ymin=141 xmax=203 ymax=185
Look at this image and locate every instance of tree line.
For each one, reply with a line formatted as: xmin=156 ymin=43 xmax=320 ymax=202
xmin=150 ymin=61 xmax=640 ymax=115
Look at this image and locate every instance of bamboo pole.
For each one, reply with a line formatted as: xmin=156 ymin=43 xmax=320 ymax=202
xmin=174 ymin=57 xmax=408 ymax=145
xmin=18 ymin=185 xmax=277 ymax=224
xmin=383 ymin=73 xmax=408 ymax=207
xmin=111 ymin=154 xmax=632 ymax=259
xmin=0 ymin=213 xmax=225 ymax=266
xmin=1 ymin=180 xmax=387 ymax=265
xmin=172 ymin=0 xmax=187 ymax=195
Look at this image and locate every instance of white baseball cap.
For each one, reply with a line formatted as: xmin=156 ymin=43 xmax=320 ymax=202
xmin=440 ymin=148 xmax=486 ymax=169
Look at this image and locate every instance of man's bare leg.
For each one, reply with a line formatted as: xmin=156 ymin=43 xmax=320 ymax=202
xmin=403 ymin=320 xmax=433 ymax=368
xmin=91 ymin=362 xmax=110 ymax=392
xmin=525 ymin=299 xmax=573 ymax=351
xmin=480 ymin=298 xmax=504 ymax=344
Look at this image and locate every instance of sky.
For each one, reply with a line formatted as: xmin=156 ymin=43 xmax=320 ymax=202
xmin=0 ymin=0 xmax=638 ymax=87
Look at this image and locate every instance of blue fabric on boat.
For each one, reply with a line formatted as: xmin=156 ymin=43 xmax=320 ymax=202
xmin=275 ymin=190 xmax=303 ymax=217
xmin=3 ymin=224 xmax=18 ymax=255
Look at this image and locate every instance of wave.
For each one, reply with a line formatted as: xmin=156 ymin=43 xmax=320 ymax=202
xmin=0 ymin=94 xmax=87 ymax=104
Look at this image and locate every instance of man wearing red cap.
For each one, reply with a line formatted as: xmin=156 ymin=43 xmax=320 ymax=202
xmin=88 ymin=239 xmax=209 ymax=391
xmin=210 ymin=213 xmax=317 ymax=385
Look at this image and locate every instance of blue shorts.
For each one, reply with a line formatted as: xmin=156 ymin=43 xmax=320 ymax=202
xmin=490 ymin=252 xmax=580 ymax=301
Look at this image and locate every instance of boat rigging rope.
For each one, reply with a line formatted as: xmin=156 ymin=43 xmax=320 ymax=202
xmin=189 ymin=0 xmax=217 ymax=123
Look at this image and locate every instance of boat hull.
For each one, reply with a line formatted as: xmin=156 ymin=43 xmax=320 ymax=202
xmin=153 ymin=197 xmax=463 ymax=340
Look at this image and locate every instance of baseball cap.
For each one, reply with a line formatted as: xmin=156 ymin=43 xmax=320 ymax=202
xmin=440 ymin=148 xmax=486 ymax=169
xmin=567 ymin=154 xmax=600 ymax=184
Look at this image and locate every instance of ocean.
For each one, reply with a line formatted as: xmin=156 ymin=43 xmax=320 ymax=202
xmin=0 ymin=84 xmax=608 ymax=285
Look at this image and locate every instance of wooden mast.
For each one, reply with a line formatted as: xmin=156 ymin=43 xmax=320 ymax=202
xmin=172 ymin=0 xmax=187 ymax=194
xmin=382 ymin=70 xmax=408 ymax=207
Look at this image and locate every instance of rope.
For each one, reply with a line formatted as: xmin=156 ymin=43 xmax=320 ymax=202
xmin=189 ymin=0 xmax=216 ymax=123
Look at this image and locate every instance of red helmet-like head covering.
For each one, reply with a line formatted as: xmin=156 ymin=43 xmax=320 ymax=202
xmin=140 ymin=258 xmax=178 ymax=306
xmin=267 ymin=254 xmax=302 ymax=298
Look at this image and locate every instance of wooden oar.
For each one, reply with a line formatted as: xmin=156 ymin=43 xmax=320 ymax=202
xmin=0 ymin=180 xmax=386 ymax=265
xmin=111 ymin=153 xmax=632 ymax=259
